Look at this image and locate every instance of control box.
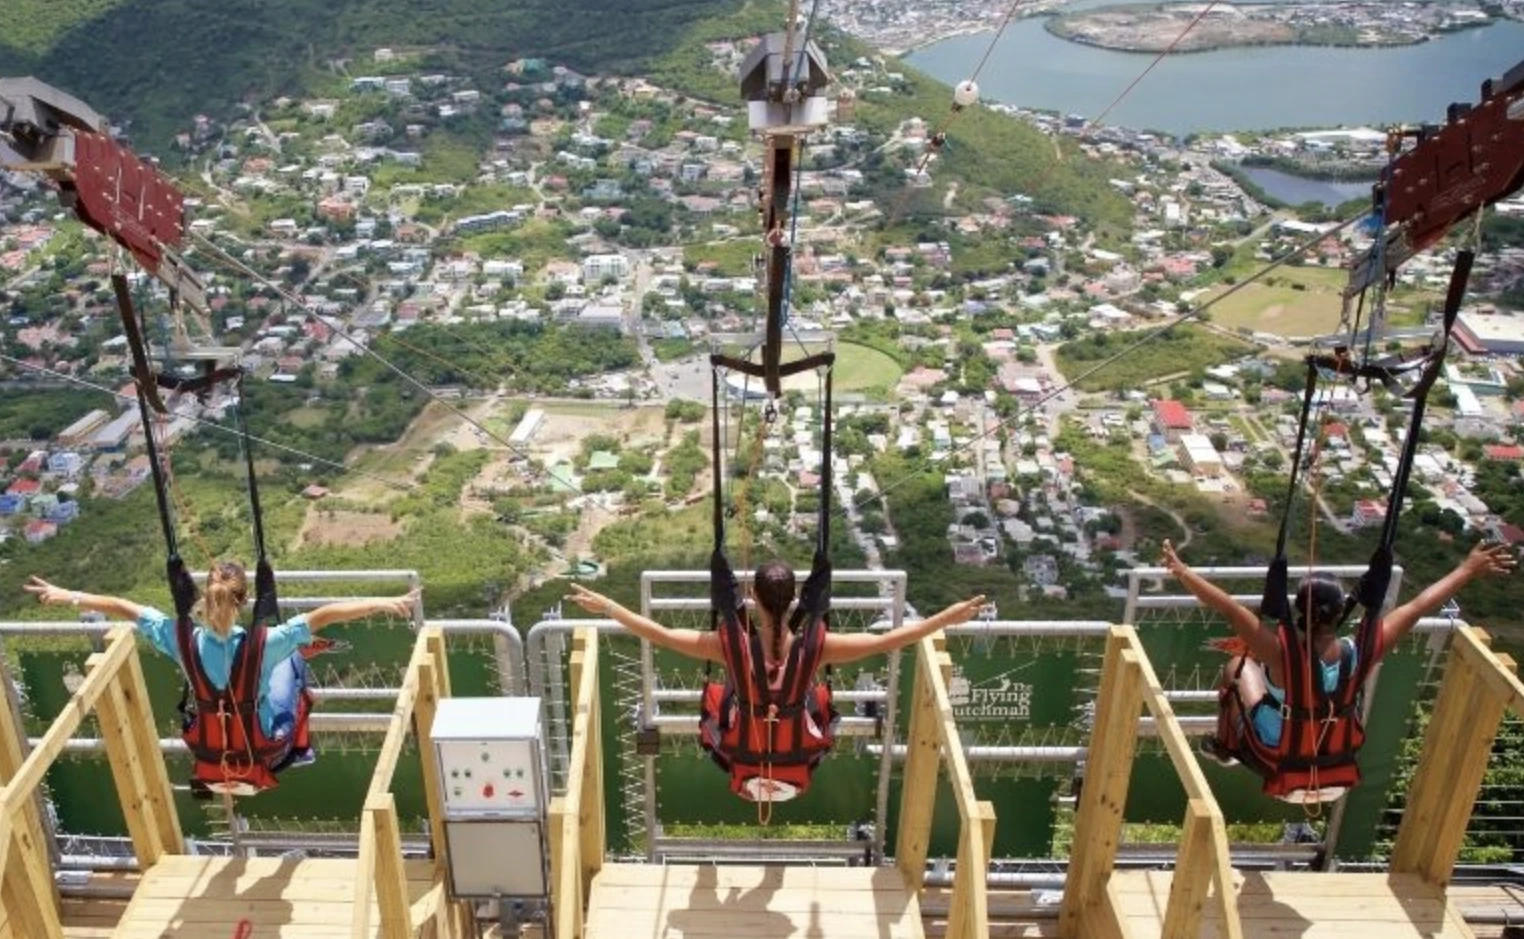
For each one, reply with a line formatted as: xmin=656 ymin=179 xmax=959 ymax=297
xmin=431 ymin=697 xmax=548 ymax=817
xmin=431 ymin=697 xmax=551 ymax=901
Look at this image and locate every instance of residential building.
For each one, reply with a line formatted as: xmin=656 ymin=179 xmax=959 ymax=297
xmin=1151 ymin=399 xmax=1194 ymax=442
xmin=58 ymin=410 xmax=110 ymax=447
xmin=1350 ymin=499 xmax=1388 ymax=529
xmin=582 ymin=254 xmax=630 ymax=283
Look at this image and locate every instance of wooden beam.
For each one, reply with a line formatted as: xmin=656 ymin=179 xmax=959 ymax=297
xmin=367 ymin=634 xmax=428 ymax=798
xmin=1392 ymin=642 xmax=1482 ymax=878
xmin=350 ymin=809 xmax=378 ymax=939
xmin=926 ymin=643 xmax=980 ymax=826
xmin=1 ymin=790 xmax=62 ymax=939
xmin=424 ymin=626 xmax=452 ymax=698
xmin=1061 ymin=628 xmax=1144 ymax=935
xmin=551 ymin=801 xmax=581 ymax=939
xmin=1162 ymin=800 xmax=1214 ymax=939
xmin=368 ymin=794 xmax=412 ymax=939
xmin=577 ymin=630 xmax=604 ymax=900
xmin=414 ymin=658 xmax=448 ymax=881
xmin=4 ymin=631 xmax=133 ymax=801
xmin=1455 ymin=626 xmax=1524 ymax=716
xmin=894 ymin=641 xmax=939 ymax=894
xmin=0 ymin=647 xmax=58 ymax=912
xmin=96 ymin=674 xmax=164 ymax=868
xmin=1414 ymin=651 xmax=1511 ymax=886
xmin=121 ymin=637 xmax=183 ymax=855
xmin=1130 ymin=634 xmax=1213 ymax=804
xmin=1207 ymin=802 xmax=1243 ymax=939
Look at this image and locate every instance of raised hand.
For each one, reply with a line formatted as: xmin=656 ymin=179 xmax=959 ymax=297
xmin=1464 ymin=542 xmax=1518 ymax=578
xmin=23 ymin=576 xmax=70 ymax=606
xmin=381 ymin=587 xmax=421 ymax=618
xmin=942 ymin=594 xmax=988 ymax=626
xmin=1160 ymin=539 xmax=1185 ymax=576
xmin=565 ymin=583 xmax=613 ymax=615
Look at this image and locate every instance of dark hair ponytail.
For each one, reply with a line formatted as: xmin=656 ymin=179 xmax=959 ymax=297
xmin=753 ymin=559 xmax=796 ymax=664
xmin=1294 ymin=575 xmax=1346 ymax=633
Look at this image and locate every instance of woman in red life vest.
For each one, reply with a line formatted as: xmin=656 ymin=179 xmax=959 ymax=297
xmin=25 ymin=565 xmax=418 ymax=788
xmin=566 ymin=560 xmax=984 ymax=802
xmin=1161 ymin=539 xmax=1515 ymax=799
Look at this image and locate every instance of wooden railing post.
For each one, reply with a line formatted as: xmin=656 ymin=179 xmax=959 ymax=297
xmin=369 ymin=793 xmax=413 ymax=939
xmin=1060 ymin=626 xmax=1144 ymax=934
xmin=550 ymin=799 xmax=582 ymax=939
xmin=1162 ymin=799 xmax=1215 ymax=938
xmin=97 ymin=669 xmax=164 ymax=867
xmin=895 ymin=637 xmax=940 ymax=893
xmin=414 ymin=635 xmax=448 ymax=879
xmin=122 ymin=642 xmax=183 ymax=854
xmin=0 ymin=797 xmax=62 ymax=939
xmin=575 ymin=629 xmax=604 ymax=896
xmin=1393 ymin=628 xmax=1511 ymax=885
xmin=0 ymin=651 xmax=60 ymax=916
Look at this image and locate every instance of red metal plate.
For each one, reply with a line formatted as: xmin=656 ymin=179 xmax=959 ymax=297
xmin=70 ymin=132 xmax=185 ymax=273
xmin=1384 ymin=83 xmax=1524 ymax=252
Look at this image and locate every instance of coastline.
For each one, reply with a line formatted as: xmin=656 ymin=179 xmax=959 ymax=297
xmin=1043 ymin=13 xmax=1504 ymax=56
xmin=884 ymin=25 xmax=992 ymax=58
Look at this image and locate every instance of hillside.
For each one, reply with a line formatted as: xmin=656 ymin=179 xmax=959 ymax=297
xmin=0 ymin=0 xmax=748 ymax=150
xmin=1 ymin=0 xmax=1131 ymax=229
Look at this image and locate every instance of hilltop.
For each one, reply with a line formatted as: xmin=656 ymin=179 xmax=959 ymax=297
xmin=0 ymin=0 xmax=747 ymax=150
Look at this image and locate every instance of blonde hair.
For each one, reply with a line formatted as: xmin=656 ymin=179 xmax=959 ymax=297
xmin=195 ymin=561 xmax=248 ymax=637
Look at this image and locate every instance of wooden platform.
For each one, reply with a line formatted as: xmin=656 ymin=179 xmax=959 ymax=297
xmin=1109 ymin=871 xmax=1477 ymax=938
xmin=584 ymin=863 xmax=925 ymax=939
xmin=106 ymin=855 xmax=436 ymax=938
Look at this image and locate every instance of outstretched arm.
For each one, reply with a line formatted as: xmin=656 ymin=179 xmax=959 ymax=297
xmin=306 ymin=588 xmax=421 ymax=633
xmin=25 ymin=576 xmax=147 ymax=620
xmin=1161 ymin=540 xmax=1279 ymax=663
xmin=1383 ymin=543 xmax=1516 ymax=648
xmin=821 ymin=595 xmax=986 ymax=666
xmin=566 ymin=584 xmax=723 ymax=663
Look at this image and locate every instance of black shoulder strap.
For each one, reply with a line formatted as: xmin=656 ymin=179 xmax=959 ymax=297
xmin=233 ymin=373 xmax=281 ymax=632
xmin=1260 ymin=360 xmax=1319 ymax=622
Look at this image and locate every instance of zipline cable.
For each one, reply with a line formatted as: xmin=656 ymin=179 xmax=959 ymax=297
xmin=850 ymin=210 xmax=1367 ymax=517
xmin=0 ymin=352 xmax=416 ymax=492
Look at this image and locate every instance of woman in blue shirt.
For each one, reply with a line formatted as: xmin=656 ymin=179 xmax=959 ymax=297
xmin=25 ymin=564 xmax=419 ymax=770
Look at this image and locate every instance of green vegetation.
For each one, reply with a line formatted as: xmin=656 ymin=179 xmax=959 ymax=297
xmin=371 ymin=321 xmax=640 ymax=394
xmin=664 ymin=429 xmax=708 ymax=500
xmin=0 ymin=0 xmax=751 ymax=151
xmin=1054 ymin=325 xmax=1253 ymax=392
xmin=0 ymin=389 xmax=103 ymax=441
xmin=651 ymin=337 xmax=698 ymax=362
xmin=683 ymin=239 xmax=758 ymax=277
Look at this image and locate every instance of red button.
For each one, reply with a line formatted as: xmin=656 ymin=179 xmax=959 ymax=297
xmin=483 ymin=784 xmax=494 ymax=798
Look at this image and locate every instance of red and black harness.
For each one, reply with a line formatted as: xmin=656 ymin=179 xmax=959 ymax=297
xmin=128 ymin=356 xmax=310 ymax=795
xmin=1216 ymin=251 xmax=1472 ymax=801
xmin=698 ymin=349 xmax=840 ymax=812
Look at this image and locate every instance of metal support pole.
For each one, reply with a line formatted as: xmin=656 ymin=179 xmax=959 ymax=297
xmin=872 ymin=572 xmax=905 ymax=864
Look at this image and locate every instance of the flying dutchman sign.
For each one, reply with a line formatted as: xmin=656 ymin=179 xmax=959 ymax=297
xmin=947 ymin=664 xmax=1033 ymax=721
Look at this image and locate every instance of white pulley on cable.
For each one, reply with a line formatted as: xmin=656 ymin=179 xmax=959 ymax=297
xmin=952 ymin=80 xmax=980 ymax=110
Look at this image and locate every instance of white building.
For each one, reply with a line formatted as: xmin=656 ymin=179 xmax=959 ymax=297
xmin=1178 ymin=433 xmax=1223 ymax=478
xmin=582 ymin=254 xmax=630 ymax=283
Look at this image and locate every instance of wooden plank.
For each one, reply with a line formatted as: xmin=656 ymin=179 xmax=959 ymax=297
xmin=0 ymin=644 xmax=59 ymax=912
xmin=555 ymin=811 xmax=582 ymax=939
xmin=592 ymin=863 xmax=915 ymax=890
xmin=350 ymin=811 xmax=378 ymax=939
xmin=2 ymin=784 xmax=63 ymax=939
xmin=1128 ymin=633 xmax=1212 ymax=804
xmin=1062 ymin=628 xmax=1143 ymax=934
xmin=5 ymin=631 xmax=133 ymax=801
xmin=423 ymin=627 xmax=451 ymax=698
xmin=946 ymin=800 xmax=990 ymax=939
xmin=368 ymin=794 xmax=411 ymax=939
xmin=96 ymin=675 xmax=163 ymax=868
xmin=1161 ymin=800 xmax=1212 ymax=939
xmin=895 ymin=644 xmax=940 ymax=893
xmin=367 ymin=634 xmax=427 ymax=798
xmin=576 ymin=628 xmax=604 ymax=900
xmin=1393 ymin=644 xmax=1506 ymax=885
xmin=1455 ymin=626 xmax=1524 ymax=715
xmin=121 ymin=640 xmax=183 ymax=855
xmin=1393 ymin=641 xmax=1479 ymax=875
xmin=925 ymin=641 xmax=979 ymax=825
xmin=590 ymin=883 xmax=918 ymax=914
xmin=413 ymin=657 xmax=447 ymax=881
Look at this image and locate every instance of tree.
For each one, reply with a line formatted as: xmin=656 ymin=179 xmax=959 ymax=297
xmin=1211 ymin=245 xmax=1234 ymax=269
xmin=961 ymin=511 xmax=990 ymax=530
xmin=1209 ymin=432 xmax=1229 ymax=453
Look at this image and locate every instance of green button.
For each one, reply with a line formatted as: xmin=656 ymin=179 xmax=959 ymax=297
xmin=481 ymin=752 xmax=490 ymax=762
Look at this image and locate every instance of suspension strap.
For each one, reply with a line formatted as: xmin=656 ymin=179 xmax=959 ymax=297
xmin=232 ymin=373 xmax=280 ymax=630
xmin=1260 ymin=358 xmax=1320 ymax=623
xmin=1379 ymin=249 xmax=1473 ymax=549
xmin=115 ymin=274 xmax=180 ymax=561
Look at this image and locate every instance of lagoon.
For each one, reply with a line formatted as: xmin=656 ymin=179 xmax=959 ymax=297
xmin=1238 ymin=165 xmax=1374 ymax=207
xmin=907 ymin=18 xmax=1524 ymax=137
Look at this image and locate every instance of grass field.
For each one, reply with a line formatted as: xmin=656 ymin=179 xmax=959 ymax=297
xmin=731 ymin=341 xmax=905 ymax=397
xmin=1056 ymin=326 xmax=1253 ymax=392
xmin=1209 ymin=264 xmax=1438 ymax=336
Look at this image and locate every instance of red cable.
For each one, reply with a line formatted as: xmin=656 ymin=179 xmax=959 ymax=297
xmin=233 ymin=920 xmax=253 ymax=939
